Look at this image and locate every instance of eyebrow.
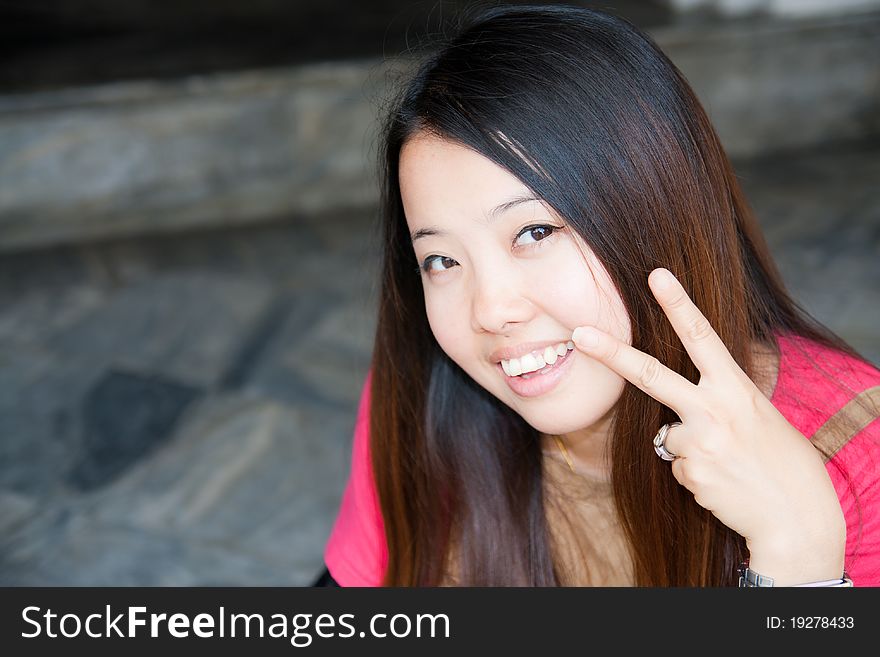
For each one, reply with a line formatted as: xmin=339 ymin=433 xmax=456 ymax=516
xmin=410 ymin=194 xmax=541 ymax=243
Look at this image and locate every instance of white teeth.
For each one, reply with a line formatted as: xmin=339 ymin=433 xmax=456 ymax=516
xmin=501 ymin=341 xmax=574 ymax=377
xmin=520 ymin=353 xmax=538 ymax=372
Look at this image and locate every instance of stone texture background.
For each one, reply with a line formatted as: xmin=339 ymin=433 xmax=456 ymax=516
xmin=2 ymin=8 xmax=877 ymax=251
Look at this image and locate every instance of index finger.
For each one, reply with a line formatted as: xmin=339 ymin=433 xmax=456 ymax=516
xmin=571 ymin=325 xmax=702 ymax=419
xmin=648 ymin=268 xmax=743 ymax=384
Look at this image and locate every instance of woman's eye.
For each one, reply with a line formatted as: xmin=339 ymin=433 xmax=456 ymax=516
xmin=514 ymin=224 xmax=562 ymax=247
xmin=420 ymin=255 xmax=457 ymax=274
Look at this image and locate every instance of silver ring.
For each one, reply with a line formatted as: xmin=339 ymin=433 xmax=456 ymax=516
xmin=653 ymin=422 xmax=682 ymax=461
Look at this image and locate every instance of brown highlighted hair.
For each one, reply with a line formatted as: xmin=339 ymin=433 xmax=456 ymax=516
xmin=369 ymin=4 xmax=871 ymax=585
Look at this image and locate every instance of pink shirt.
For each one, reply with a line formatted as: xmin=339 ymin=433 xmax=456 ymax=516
xmin=324 ymin=334 xmax=880 ymax=586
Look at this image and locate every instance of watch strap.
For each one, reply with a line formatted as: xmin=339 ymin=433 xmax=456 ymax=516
xmin=738 ymin=561 xmax=853 ymax=587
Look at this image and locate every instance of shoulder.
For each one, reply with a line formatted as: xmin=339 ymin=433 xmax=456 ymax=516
xmin=323 ymin=369 xmax=388 ymax=587
xmin=771 ymin=333 xmax=880 ymax=440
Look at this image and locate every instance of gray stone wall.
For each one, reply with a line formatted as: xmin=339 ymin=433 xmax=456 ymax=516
xmin=1 ymin=10 xmax=878 ymax=252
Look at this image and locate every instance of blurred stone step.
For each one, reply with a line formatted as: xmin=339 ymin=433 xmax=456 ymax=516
xmin=0 ymin=392 xmax=356 ymax=585
xmin=1 ymin=10 xmax=877 ymax=252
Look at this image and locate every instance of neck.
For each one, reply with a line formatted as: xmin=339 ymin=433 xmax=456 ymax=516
xmin=542 ymin=405 xmax=615 ymax=482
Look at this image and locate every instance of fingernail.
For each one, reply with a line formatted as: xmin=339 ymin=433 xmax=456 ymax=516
xmin=572 ymin=326 xmax=598 ymax=348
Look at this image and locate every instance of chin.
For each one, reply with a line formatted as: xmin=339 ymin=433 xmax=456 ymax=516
xmin=519 ymin=414 xmax=589 ymax=435
xmin=519 ymin=393 xmax=619 ymax=434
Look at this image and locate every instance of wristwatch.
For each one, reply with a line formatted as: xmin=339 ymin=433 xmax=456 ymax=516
xmin=738 ymin=561 xmax=853 ymax=587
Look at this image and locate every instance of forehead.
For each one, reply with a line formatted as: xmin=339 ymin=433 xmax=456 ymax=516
xmin=399 ymin=134 xmax=541 ymax=232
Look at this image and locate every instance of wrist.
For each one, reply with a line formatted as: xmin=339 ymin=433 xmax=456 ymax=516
xmin=746 ymin=520 xmax=846 ymax=586
xmin=746 ymin=542 xmax=845 ymax=587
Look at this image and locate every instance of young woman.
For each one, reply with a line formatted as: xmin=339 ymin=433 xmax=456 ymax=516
xmin=320 ymin=4 xmax=880 ymax=586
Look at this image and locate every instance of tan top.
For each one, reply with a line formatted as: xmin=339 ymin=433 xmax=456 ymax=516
xmin=439 ymin=453 xmax=632 ymax=586
xmin=541 ymin=452 xmax=634 ymax=586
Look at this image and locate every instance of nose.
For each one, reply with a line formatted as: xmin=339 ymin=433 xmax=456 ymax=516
xmin=470 ymin=266 xmax=534 ymax=333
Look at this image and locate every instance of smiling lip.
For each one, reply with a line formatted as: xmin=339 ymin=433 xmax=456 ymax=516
xmin=497 ymin=345 xmax=574 ymax=398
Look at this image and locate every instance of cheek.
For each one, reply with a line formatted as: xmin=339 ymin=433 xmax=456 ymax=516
xmin=425 ymin=295 xmax=468 ymax=358
xmin=530 ymin=259 xmax=604 ymax=330
xmin=539 ymin=248 xmax=631 ymax=343
xmin=607 ymin=287 xmax=632 ymax=344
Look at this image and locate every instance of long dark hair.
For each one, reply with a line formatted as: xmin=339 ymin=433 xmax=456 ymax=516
xmin=369 ymin=3 xmax=870 ymax=586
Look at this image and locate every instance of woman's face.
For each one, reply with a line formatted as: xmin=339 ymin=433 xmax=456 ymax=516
xmin=399 ymin=132 xmax=631 ymax=437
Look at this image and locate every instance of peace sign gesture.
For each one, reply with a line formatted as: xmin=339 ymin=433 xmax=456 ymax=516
xmin=571 ymin=268 xmax=846 ymax=585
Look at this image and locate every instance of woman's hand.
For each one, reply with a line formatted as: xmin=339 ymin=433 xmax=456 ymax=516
xmin=570 ymin=268 xmax=846 ymax=585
